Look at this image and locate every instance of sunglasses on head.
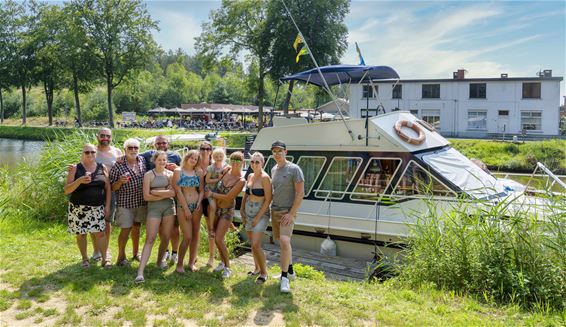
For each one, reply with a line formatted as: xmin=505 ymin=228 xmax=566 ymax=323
xmin=84 ymin=151 xmax=96 ymax=155
xmin=271 ymin=149 xmax=284 ymax=154
xmin=200 ymin=147 xmax=212 ymax=151
xmin=99 ymin=134 xmax=111 ymax=138
xmin=250 ymin=160 xmax=262 ymax=165
xmin=127 ymin=146 xmax=139 ymax=150
xmin=230 ymin=159 xmax=242 ymax=163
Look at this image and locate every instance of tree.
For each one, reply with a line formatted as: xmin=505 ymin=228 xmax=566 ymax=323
xmin=74 ymin=0 xmax=158 ymax=127
xmin=0 ymin=1 xmax=20 ymax=124
xmin=266 ymin=0 xmax=349 ymax=114
xmin=59 ymin=2 xmax=101 ymax=127
xmin=32 ymin=2 xmax=65 ymax=126
xmin=196 ymin=0 xmax=272 ymax=129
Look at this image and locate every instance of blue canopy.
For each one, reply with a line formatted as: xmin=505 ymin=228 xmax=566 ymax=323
xmin=279 ymin=64 xmax=400 ymax=87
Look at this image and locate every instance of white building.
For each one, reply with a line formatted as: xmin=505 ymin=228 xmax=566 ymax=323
xmin=349 ymin=69 xmax=563 ymax=137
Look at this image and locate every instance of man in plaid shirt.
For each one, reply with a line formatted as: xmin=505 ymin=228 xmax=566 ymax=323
xmin=109 ymin=138 xmax=147 ymax=266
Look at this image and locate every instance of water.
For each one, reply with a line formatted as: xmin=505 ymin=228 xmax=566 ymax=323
xmin=0 ymin=138 xmax=45 ymax=169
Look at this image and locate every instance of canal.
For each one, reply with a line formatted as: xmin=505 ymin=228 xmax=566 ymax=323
xmin=0 ymin=138 xmax=45 ymax=169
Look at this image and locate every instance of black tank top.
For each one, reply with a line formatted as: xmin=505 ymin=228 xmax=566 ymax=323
xmin=69 ymin=163 xmax=106 ymax=206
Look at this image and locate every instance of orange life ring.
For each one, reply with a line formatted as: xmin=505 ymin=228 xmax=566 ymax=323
xmin=394 ymin=119 xmax=426 ymax=145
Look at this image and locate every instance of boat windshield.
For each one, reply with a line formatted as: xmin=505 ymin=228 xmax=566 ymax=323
xmin=422 ymin=148 xmax=506 ymax=199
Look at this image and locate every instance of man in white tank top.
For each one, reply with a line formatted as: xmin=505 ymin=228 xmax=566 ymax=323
xmin=91 ymin=128 xmax=123 ymax=261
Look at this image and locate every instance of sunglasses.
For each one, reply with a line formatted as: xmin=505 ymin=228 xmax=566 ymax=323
xmin=230 ymin=159 xmax=242 ymax=163
xmin=155 ymin=141 xmax=168 ymax=145
xmin=200 ymin=147 xmax=212 ymax=151
xmin=250 ymin=160 xmax=262 ymax=165
xmin=127 ymin=146 xmax=139 ymax=150
xmin=83 ymin=151 xmax=96 ymax=155
xmin=99 ymin=134 xmax=111 ymax=138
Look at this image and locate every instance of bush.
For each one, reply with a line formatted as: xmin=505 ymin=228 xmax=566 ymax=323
xmin=400 ymin=195 xmax=566 ymax=311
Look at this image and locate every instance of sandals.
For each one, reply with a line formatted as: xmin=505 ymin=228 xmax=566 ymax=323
xmin=255 ymin=275 xmax=268 ymax=285
xmin=117 ymin=259 xmax=129 ymax=267
xmin=81 ymin=260 xmax=90 ymax=268
xmin=102 ymin=260 xmax=113 ymax=269
xmin=134 ymin=275 xmax=145 ymax=284
xmin=247 ymin=271 xmax=260 ymax=277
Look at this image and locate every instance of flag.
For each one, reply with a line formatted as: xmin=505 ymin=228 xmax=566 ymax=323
xmin=293 ymin=34 xmax=303 ymax=52
xmin=293 ymin=33 xmax=309 ymax=63
xmin=355 ymin=42 xmax=366 ymax=66
xmin=296 ymin=47 xmax=309 ymax=63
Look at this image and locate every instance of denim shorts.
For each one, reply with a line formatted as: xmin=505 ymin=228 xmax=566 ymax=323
xmin=244 ymin=200 xmax=270 ymax=232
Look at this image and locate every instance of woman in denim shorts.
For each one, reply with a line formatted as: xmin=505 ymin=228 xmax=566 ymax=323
xmin=240 ymin=152 xmax=272 ymax=284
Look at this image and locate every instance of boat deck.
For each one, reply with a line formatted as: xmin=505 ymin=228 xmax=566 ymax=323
xmin=234 ymin=243 xmax=370 ymax=282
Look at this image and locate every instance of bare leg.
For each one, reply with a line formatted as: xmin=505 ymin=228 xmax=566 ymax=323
xmin=176 ymin=208 xmax=193 ymax=273
xmin=116 ymin=227 xmax=131 ymax=263
xmin=93 ymin=231 xmax=108 ymax=264
xmin=205 ymin=207 xmax=216 ymax=266
xmin=251 ymin=231 xmax=266 ymax=275
xmin=131 ymin=222 xmax=141 ymax=258
xmin=90 ymin=233 xmax=99 ymax=257
xmin=77 ymin=234 xmax=88 ymax=261
xmin=214 ymin=217 xmax=232 ymax=268
xmin=188 ymin=207 xmax=202 ymax=270
xmin=170 ymin=221 xmax=180 ymax=253
xmin=157 ymin=216 xmax=174 ymax=265
xmin=136 ymin=218 xmax=161 ymax=279
xmin=279 ymin=235 xmax=292 ymax=274
xmin=105 ymin=222 xmax=112 ymax=257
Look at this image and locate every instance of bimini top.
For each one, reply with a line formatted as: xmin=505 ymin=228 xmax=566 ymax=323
xmin=279 ymin=64 xmax=399 ymax=87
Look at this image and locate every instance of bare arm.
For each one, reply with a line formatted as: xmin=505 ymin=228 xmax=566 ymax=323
xmin=143 ymin=172 xmax=162 ymax=202
xmin=211 ymin=179 xmax=245 ymax=202
xmin=253 ymin=175 xmax=272 ymax=222
xmin=288 ymin=181 xmax=305 ymax=218
xmin=172 ymin=169 xmax=190 ymax=213
xmin=63 ymin=165 xmax=88 ymax=195
xmin=103 ymin=166 xmax=111 ymax=209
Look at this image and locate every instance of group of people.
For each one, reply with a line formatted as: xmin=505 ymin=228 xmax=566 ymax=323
xmin=64 ymin=128 xmax=304 ymax=293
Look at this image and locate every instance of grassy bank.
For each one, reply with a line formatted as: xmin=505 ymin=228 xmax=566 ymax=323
xmin=1 ymin=217 xmax=563 ymax=326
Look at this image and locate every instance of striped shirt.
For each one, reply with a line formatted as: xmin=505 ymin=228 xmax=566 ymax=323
xmin=109 ymin=156 xmax=147 ymax=208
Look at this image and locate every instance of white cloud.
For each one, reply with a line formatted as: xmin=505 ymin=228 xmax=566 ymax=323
xmin=150 ymin=8 xmax=204 ymax=54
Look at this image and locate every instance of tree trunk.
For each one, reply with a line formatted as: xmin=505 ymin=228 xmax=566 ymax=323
xmin=282 ymin=80 xmax=294 ymax=116
xmin=44 ymin=80 xmax=54 ymax=126
xmin=106 ymin=74 xmax=114 ymax=127
xmin=0 ymin=89 xmax=4 ymax=124
xmin=73 ymin=73 xmax=81 ymax=127
xmin=258 ymin=74 xmax=265 ymax=131
xmin=21 ymin=84 xmax=27 ymax=125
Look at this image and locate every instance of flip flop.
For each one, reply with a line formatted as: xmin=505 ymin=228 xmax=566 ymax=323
xmin=81 ymin=260 xmax=90 ymax=268
xmin=255 ymin=275 xmax=268 ymax=285
xmin=102 ymin=260 xmax=113 ymax=269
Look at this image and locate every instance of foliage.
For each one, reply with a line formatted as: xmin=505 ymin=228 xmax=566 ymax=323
xmin=400 ymin=195 xmax=566 ymax=311
xmin=450 ymin=139 xmax=566 ymax=174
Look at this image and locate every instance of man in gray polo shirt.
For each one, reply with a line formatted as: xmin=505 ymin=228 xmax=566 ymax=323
xmin=270 ymin=140 xmax=304 ymax=293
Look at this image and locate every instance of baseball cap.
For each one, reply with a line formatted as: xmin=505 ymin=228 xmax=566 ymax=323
xmin=271 ymin=140 xmax=286 ymax=150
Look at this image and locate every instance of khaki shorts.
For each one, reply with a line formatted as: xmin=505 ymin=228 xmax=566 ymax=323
xmin=116 ymin=206 xmax=147 ymax=228
xmin=271 ymin=210 xmax=294 ymax=240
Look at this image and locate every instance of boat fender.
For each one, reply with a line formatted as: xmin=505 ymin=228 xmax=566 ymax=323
xmin=394 ymin=119 xmax=426 ymax=145
xmin=320 ymin=236 xmax=337 ymax=256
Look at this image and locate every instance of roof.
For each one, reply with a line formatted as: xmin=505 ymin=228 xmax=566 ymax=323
xmin=280 ymin=64 xmax=400 ymax=87
xmin=360 ymin=77 xmax=563 ymax=84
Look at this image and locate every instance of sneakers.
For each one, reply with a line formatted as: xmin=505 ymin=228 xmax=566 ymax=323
xmin=273 ymin=272 xmax=296 ymax=280
xmin=280 ymin=277 xmax=291 ymax=293
xmin=170 ymin=253 xmax=178 ymax=265
xmin=213 ymin=262 xmax=225 ymax=272
xmin=163 ymin=250 xmax=170 ymax=262
xmin=158 ymin=260 xmax=169 ymax=270
xmin=222 ymin=267 xmax=232 ymax=279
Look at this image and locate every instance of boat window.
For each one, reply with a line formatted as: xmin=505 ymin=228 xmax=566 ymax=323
xmin=264 ymin=155 xmax=293 ymax=176
xmin=315 ymin=157 xmax=362 ymax=200
xmin=350 ymin=158 xmax=402 ymax=202
xmin=296 ymin=156 xmax=327 ymax=197
xmin=392 ymin=160 xmax=456 ymax=198
xmin=422 ymin=148 xmax=503 ymax=199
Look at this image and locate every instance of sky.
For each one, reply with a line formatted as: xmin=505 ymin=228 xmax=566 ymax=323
xmin=147 ymin=0 xmax=565 ymax=103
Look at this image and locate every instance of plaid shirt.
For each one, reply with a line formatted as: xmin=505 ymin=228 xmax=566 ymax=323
xmin=109 ymin=156 xmax=147 ymax=208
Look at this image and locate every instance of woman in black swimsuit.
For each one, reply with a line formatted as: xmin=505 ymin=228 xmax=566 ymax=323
xmin=240 ymin=152 xmax=272 ymax=284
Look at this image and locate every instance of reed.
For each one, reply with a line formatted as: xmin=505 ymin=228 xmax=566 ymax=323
xmin=400 ymin=192 xmax=566 ymax=311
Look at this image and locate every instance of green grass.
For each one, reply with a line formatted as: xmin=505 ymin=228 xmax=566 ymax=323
xmin=0 ymin=217 xmax=564 ymax=326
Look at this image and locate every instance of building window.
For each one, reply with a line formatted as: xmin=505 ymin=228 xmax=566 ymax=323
xmin=421 ymin=109 xmax=440 ymax=130
xmin=469 ymin=83 xmax=486 ymax=99
xmin=422 ymin=84 xmax=440 ymax=99
xmin=392 ymin=84 xmax=402 ymax=99
xmin=522 ymin=82 xmax=541 ymax=99
xmin=521 ymin=111 xmax=542 ymax=131
xmin=362 ymin=85 xmax=377 ymax=98
xmin=467 ymin=110 xmax=487 ymax=130
xmin=498 ymin=110 xmax=509 ymax=116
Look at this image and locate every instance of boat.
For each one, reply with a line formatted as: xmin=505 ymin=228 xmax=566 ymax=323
xmin=233 ymin=65 xmax=564 ymax=260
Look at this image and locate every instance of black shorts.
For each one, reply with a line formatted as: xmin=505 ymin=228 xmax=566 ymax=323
xmin=201 ymin=198 xmax=209 ymax=218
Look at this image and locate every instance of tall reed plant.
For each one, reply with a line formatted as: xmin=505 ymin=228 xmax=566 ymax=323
xmin=400 ymin=193 xmax=565 ymax=311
